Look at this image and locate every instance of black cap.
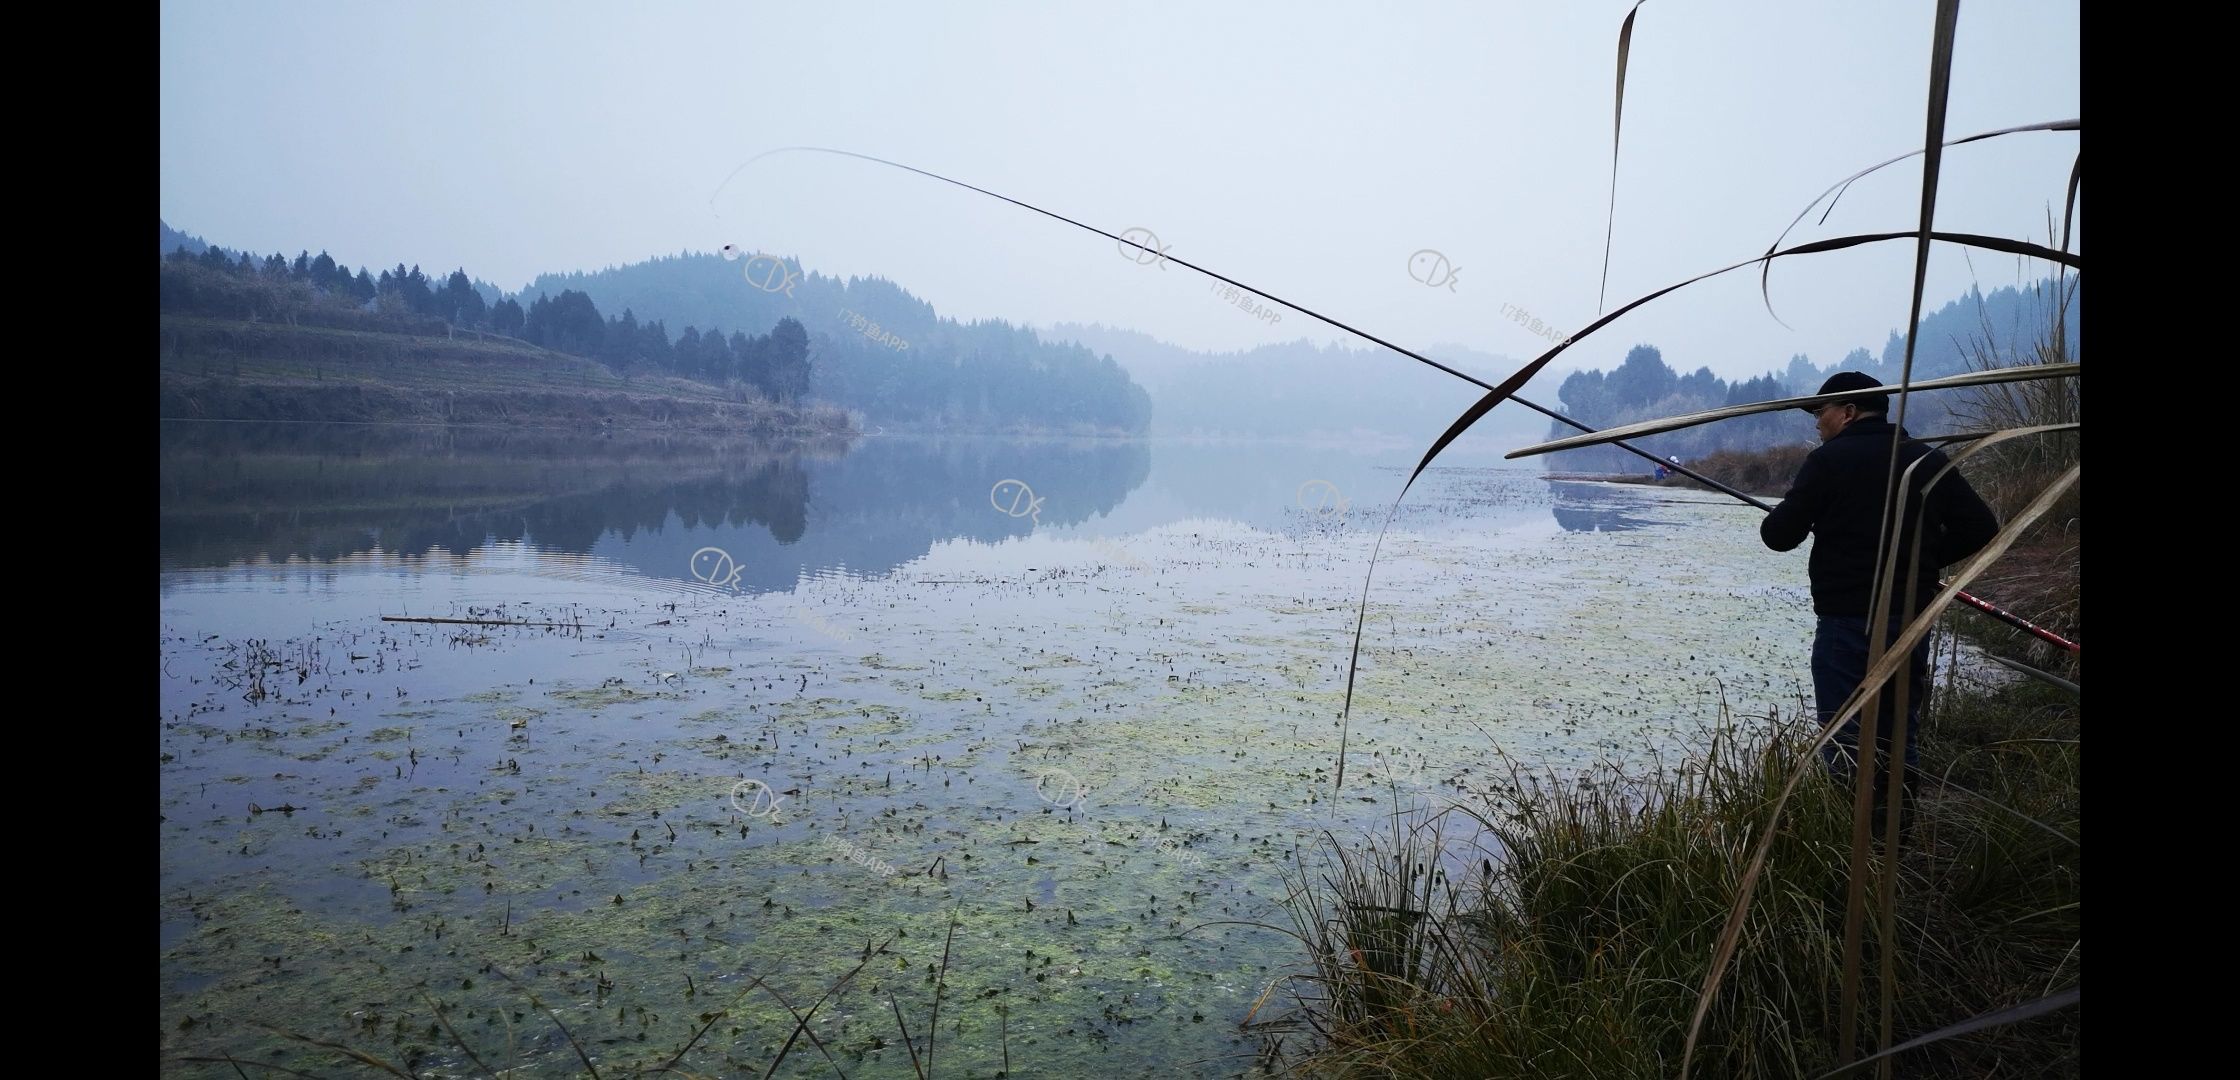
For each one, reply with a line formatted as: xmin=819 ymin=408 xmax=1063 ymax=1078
xmin=1803 ymin=371 xmax=1888 ymax=414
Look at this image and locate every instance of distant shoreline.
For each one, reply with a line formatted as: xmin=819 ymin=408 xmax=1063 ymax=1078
xmin=1544 ymin=443 xmax=1807 ymax=499
xmin=159 ymin=314 xmax=854 ymax=436
xmin=156 ymin=315 xmax=1164 ymax=438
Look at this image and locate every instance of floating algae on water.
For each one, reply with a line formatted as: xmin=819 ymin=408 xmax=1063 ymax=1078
xmin=161 ymin=473 xmax=1846 ymax=1076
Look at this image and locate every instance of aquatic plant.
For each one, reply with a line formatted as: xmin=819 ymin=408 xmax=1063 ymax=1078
xmin=1265 ymin=685 xmax=2078 ymax=1077
xmin=1306 ymin=1 xmax=2082 ymax=1072
xmin=173 ymin=913 xmax=989 ymax=1078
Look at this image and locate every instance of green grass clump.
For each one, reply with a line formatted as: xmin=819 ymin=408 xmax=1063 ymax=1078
xmin=1273 ymin=687 xmax=2079 ymax=1079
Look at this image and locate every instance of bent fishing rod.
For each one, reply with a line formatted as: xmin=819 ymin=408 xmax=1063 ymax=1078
xmin=711 ymin=146 xmax=2076 ymax=653
xmin=1362 ymin=363 xmax=2077 ymax=653
xmin=1526 ymin=402 xmax=2078 ymax=653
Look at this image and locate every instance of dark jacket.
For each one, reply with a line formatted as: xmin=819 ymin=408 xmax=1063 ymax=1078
xmin=1760 ymin=418 xmax=2000 ymax=617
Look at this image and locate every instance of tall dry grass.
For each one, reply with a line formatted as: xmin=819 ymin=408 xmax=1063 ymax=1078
xmin=1945 ymin=273 xmax=2081 ymax=673
xmin=1267 ymin=693 xmax=2079 ymax=1079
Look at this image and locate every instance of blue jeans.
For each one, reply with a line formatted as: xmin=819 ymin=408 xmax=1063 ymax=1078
xmin=1811 ymin=615 xmax=1932 ymax=779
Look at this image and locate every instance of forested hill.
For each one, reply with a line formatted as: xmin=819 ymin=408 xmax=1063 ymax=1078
xmin=160 ymin=220 xmax=220 ymax=259
xmin=1545 ymin=278 xmax=2080 ymax=473
xmin=163 ymin=219 xmax=509 ymax=306
xmin=1781 ymin=278 xmax=2082 ymax=401
xmin=525 ymin=253 xmax=1150 ymax=434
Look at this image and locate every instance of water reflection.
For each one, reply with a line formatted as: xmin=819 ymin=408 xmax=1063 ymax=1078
xmin=1548 ymin=479 xmax=1656 ymax=533
xmin=157 ymin=422 xmax=1157 ymax=592
xmin=160 ymin=423 xmax=1589 ymax=597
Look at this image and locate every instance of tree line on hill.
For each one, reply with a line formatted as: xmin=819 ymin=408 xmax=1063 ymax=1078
xmin=160 ymin=244 xmax=812 ymax=402
xmin=526 ymin=254 xmax=1152 ymax=433
xmin=1546 ymin=279 xmax=2079 ymax=474
xmin=160 ymin=224 xmax=1153 ymax=432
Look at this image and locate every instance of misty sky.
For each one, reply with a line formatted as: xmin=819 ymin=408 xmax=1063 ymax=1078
xmin=160 ymin=0 xmax=2079 ymax=386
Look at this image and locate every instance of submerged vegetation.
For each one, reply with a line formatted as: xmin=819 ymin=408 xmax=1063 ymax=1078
xmin=159 ymin=1 xmax=2075 ymax=1074
xmin=160 ymin=466 xmax=1818 ymax=1078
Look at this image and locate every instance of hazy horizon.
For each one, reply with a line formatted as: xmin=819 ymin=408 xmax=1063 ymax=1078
xmin=161 ymin=1 xmax=2079 ymax=387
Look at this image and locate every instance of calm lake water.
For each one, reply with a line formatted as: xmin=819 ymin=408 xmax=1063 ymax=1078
xmin=158 ymin=421 xmax=1814 ymax=1078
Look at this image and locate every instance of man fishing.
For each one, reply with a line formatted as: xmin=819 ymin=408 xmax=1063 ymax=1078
xmin=1759 ymin=372 xmax=1999 ymax=820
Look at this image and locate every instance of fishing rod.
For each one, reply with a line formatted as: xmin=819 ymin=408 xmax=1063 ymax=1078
xmin=1509 ymin=379 xmax=2082 ymax=654
xmin=709 ymin=146 xmax=2076 ymax=652
xmin=1476 ymin=383 xmax=2076 ymax=653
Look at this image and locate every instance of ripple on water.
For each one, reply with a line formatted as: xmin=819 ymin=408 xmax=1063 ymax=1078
xmin=160 ymin=471 xmax=1822 ymax=1076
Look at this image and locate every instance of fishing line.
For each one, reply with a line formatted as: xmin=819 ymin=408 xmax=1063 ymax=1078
xmin=705 ymin=146 xmax=2081 ymax=791
xmin=708 ymin=147 xmax=1780 ymax=503
xmin=706 ymin=146 xmax=1716 ymax=793
xmin=708 ymin=145 xmax=1503 ymax=393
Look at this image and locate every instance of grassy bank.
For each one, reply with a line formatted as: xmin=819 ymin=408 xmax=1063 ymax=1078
xmin=1347 ymin=311 xmax=2078 ymax=1074
xmin=1269 ymin=654 xmax=2079 ymax=1077
xmin=159 ymin=315 xmax=855 ymax=436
